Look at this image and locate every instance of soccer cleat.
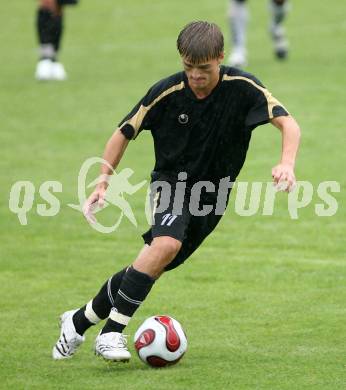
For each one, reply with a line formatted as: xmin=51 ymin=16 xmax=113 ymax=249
xmin=228 ymin=47 xmax=247 ymax=68
xmin=52 ymin=309 xmax=85 ymax=360
xmin=35 ymin=59 xmax=54 ymax=81
xmin=270 ymin=24 xmax=289 ymax=60
xmin=51 ymin=62 xmax=67 ymax=81
xmin=95 ymin=332 xmax=131 ymax=362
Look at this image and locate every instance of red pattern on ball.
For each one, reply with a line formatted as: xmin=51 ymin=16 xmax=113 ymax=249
xmin=134 ymin=329 xmax=155 ymax=351
xmin=146 ymin=355 xmax=170 ymax=367
xmin=154 ymin=315 xmax=181 ymax=352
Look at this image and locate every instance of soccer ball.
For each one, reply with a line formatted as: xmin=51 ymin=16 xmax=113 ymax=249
xmin=134 ymin=315 xmax=187 ymax=367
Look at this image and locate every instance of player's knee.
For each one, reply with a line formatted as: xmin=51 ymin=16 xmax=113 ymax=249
xmin=39 ymin=0 xmax=54 ymax=9
xmin=152 ymin=237 xmax=182 ymax=261
xmin=39 ymin=0 xmax=60 ymax=14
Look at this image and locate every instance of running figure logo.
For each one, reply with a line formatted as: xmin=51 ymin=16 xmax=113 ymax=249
xmin=68 ymin=157 xmax=147 ymax=233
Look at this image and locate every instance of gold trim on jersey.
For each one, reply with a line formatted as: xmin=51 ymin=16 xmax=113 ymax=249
xmin=222 ymin=75 xmax=288 ymax=118
xmin=121 ymin=81 xmax=185 ymax=139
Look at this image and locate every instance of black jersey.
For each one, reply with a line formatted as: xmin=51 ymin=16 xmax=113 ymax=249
xmin=119 ymin=65 xmax=288 ymax=184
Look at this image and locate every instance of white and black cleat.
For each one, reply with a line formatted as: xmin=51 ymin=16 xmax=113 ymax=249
xmin=52 ymin=309 xmax=85 ymax=360
xmin=95 ymin=332 xmax=131 ymax=363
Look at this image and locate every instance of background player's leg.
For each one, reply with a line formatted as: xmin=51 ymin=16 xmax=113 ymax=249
xmin=269 ymin=0 xmax=289 ymax=59
xmin=228 ymin=0 xmax=248 ymax=67
xmin=35 ymin=0 xmax=66 ymax=80
xmin=95 ymin=237 xmax=182 ymax=361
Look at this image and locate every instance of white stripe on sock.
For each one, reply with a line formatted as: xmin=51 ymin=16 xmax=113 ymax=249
xmin=107 ymin=277 xmax=115 ymax=306
xmin=85 ymin=300 xmax=101 ymax=324
xmin=109 ymin=308 xmax=131 ymax=326
xmin=118 ymin=289 xmax=142 ymax=305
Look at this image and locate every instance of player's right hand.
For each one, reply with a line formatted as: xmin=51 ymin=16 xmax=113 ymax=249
xmin=83 ymin=186 xmax=106 ymax=224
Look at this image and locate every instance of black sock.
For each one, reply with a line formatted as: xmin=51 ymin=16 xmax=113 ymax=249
xmin=101 ymin=266 xmax=155 ymax=334
xmin=92 ymin=267 xmax=128 ymax=319
xmin=72 ymin=267 xmax=128 ymax=336
xmin=52 ymin=14 xmax=63 ymax=52
xmin=37 ymin=8 xmax=54 ymax=45
xmin=72 ymin=305 xmax=91 ymax=336
xmin=36 ymin=8 xmax=63 ymax=59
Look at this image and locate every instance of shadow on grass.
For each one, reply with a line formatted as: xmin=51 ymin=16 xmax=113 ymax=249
xmin=83 ymin=355 xmax=193 ymax=377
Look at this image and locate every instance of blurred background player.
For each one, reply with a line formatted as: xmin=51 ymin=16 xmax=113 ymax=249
xmin=35 ymin=0 xmax=78 ymax=81
xmin=228 ymin=0 xmax=289 ymax=67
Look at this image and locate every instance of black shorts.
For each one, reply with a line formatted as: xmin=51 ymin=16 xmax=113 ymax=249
xmin=142 ymin=174 xmax=229 ymax=271
xmin=57 ymin=0 xmax=78 ymax=5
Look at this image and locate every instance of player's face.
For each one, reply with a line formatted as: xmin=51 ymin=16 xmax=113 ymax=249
xmin=182 ymin=55 xmax=223 ymax=91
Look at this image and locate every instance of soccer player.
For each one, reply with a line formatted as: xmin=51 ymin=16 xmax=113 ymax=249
xmin=35 ymin=0 xmax=78 ymax=80
xmin=228 ymin=0 xmax=290 ymax=67
xmin=52 ymin=21 xmax=300 ymax=361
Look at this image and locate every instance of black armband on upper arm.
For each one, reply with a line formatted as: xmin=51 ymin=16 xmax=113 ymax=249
xmin=272 ymin=105 xmax=288 ymax=117
xmin=120 ymin=124 xmax=135 ymax=140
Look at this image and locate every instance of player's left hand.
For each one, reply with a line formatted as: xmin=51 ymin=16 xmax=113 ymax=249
xmin=271 ymin=163 xmax=296 ymax=192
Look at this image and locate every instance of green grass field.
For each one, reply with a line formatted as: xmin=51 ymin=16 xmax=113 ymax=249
xmin=1 ymin=0 xmax=345 ymax=388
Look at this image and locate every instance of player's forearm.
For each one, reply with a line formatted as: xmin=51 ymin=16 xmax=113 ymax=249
xmin=98 ymin=129 xmax=129 ymax=186
xmin=280 ymin=117 xmax=301 ymax=167
xmin=271 ymin=115 xmax=300 ymax=167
